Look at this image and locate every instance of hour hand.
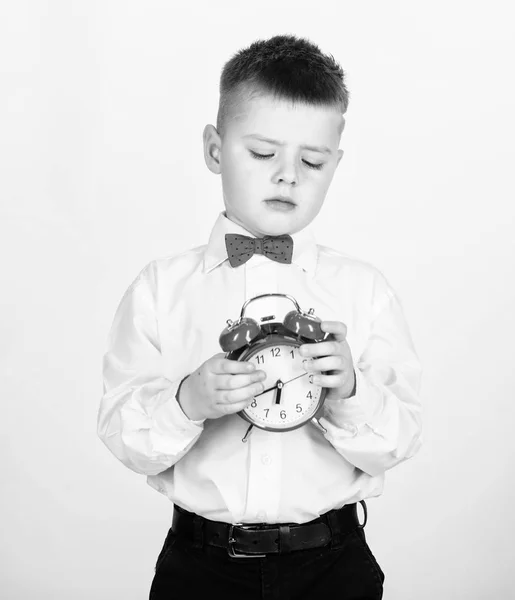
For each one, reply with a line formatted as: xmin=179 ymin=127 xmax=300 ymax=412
xmin=274 ymin=380 xmax=284 ymax=405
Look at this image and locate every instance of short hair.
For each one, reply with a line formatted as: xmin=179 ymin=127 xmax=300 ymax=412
xmin=216 ymin=34 xmax=349 ymax=138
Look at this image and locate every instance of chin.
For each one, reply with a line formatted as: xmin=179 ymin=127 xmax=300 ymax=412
xmin=259 ymin=214 xmax=298 ymax=234
xmin=259 ymin=224 xmax=293 ymax=237
xmin=264 ymin=219 xmax=307 ymax=238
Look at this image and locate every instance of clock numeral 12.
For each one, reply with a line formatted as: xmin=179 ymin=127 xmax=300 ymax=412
xmin=270 ymin=347 xmax=281 ymax=357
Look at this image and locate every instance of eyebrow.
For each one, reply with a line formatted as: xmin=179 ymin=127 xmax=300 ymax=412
xmin=243 ymin=134 xmax=333 ymax=155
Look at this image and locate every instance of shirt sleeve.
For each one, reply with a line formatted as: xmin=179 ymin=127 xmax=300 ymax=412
xmin=97 ymin=262 xmax=204 ymax=476
xmin=320 ymin=282 xmax=423 ymax=478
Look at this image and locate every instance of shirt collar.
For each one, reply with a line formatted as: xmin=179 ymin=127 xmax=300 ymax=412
xmin=203 ymin=212 xmax=318 ymax=275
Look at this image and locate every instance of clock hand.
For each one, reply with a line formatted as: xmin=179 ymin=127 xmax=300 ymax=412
xmin=254 ymin=382 xmax=279 ymax=397
xmin=253 ymin=373 xmax=308 ymax=399
xmin=282 ymin=372 xmax=309 ymax=386
xmin=274 ymin=381 xmax=284 ymax=405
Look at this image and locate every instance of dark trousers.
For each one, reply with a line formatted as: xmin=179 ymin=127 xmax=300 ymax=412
xmin=149 ymin=507 xmax=385 ymax=599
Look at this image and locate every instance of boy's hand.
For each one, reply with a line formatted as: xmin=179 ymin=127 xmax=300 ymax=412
xmin=299 ymin=321 xmax=356 ymax=401
xmin=177 ymin=354 xmax=266 ymax=421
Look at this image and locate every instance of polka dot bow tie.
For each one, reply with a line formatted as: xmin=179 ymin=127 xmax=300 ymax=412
xmin=224 ymin=233 xmax=294 ymax=268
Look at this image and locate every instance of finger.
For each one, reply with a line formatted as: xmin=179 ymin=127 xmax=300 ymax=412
xmin=320 ymin=321 xmax=348 ymax=342
xmin=299 ymin=339 xmax=341 ymax=358
xmin=217 ymin=397 xmax=254 ymax=416
xmin=311 ymin=372 xmax=349 ymax=388
xmin=304 ymin=356 xmax=346 ymax=373
xmin=211 ymin=357 xmax=257 ymax=375
xmin=216 ymin=381 xmax=265 ymax=404
xmin=215 ymin=371 xmax=266 ymax=391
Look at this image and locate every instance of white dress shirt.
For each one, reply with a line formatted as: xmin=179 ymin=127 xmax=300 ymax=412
xmin=98 ymin=212 xmax=422 ymax=524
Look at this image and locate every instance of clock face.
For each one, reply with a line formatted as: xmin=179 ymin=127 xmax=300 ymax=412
xmin=238 ymin=335 xmax=325 ymax=431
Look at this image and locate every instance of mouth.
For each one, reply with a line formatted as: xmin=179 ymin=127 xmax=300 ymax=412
xmin=264 ymin=196 xmax=296 ymax=211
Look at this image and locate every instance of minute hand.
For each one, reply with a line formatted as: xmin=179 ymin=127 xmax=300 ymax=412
xmin=253 ymin=372 xmax=309 ymax=398
xmin=282 ymin=372 xmax=309 ymax=386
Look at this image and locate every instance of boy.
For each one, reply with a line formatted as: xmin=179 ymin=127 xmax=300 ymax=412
xmin=98 ymin=34 xmax=422 ymax=599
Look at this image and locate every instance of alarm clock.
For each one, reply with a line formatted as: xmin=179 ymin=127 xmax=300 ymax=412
xmin=219 ymin=293 xmax=332 ymax=439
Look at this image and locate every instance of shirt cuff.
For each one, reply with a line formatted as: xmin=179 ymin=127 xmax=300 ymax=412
xmin=321 ymin=366 xmax=382 ymax=432
xmin=174 ymin=375 xmax=206 ymax=427
xmin=153 ymin=381 xmax=205 ymax=438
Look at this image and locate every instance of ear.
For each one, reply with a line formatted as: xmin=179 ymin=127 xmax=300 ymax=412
xmin=203 ymin=124 xmax=222 ymax=174
xmin=336 ymin=148 xmax=344 ymax=166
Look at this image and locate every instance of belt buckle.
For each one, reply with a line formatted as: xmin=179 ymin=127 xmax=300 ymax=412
xmin=227 ymin=524 xmax=266 ymax=559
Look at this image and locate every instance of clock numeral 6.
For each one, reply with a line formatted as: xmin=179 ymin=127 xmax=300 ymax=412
xmin=280 ymin=410 xmax=286 ymax=420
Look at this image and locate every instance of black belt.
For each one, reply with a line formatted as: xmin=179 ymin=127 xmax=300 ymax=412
xmin=172 ymin=501 xmax=367 ymax=558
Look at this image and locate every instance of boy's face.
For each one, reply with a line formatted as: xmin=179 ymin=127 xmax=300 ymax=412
xmin=205 ymin=93 xmax=344 ymax=237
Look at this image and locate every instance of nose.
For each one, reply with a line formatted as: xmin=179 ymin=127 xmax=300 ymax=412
xmin=272 ymin=157 xmax=298 ymax=186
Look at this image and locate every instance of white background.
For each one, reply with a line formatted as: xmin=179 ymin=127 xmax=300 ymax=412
xmin=2 ymin=1 xmax=514 ymax=598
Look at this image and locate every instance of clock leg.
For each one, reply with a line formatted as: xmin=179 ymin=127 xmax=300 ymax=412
xmin=311 ymin=417 xmax=327 ymax=434
xmin=241 ymin=424 xmax=254 ymax=443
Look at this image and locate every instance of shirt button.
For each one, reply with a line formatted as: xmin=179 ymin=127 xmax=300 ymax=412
xmin=261 ymin=454 xmax=272 ymax=466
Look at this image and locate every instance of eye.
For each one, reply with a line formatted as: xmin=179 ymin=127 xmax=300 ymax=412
xmin=250 ymin=150 xmax=324 ymax=170
xmin=302 ymin=159 xmax=324 ymax=170
xmin=250 ymin=150 xmax=274 ymax=160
